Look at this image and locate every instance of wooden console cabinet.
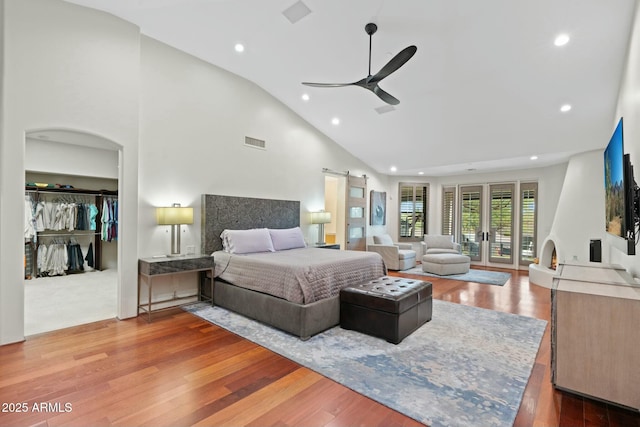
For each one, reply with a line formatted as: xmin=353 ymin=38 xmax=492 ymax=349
xmin=551 ymin=262 xmax=640 ymax=410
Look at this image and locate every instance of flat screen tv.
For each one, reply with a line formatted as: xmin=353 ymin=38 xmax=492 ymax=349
xmin=604 ymin=117 xmax=637 ymax=255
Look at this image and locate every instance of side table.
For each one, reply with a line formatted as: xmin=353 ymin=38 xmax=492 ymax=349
xmin=138 ymin=254 xmax=215 ymax=322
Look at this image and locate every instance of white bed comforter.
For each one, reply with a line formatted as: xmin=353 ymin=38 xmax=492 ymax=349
xmin=213 ymin=247 xmax=385 ymax=304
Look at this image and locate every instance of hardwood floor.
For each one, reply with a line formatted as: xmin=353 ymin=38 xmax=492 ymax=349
xmin=1 ymin=268 xmax=639 ymax=427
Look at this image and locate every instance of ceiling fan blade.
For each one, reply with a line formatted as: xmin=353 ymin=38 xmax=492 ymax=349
xmin=302 ymin=82 xmax=354 ymax=87
xmin=369 ymin=45 xmax=417 ymax=84
xmin=371 ymin=85 xmax=400 ymax=105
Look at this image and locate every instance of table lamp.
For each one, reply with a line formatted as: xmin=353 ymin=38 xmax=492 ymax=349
xmin=156 ymin=203 xmax=194 ymax=257
xmin=310 ymin=211 xmax=331 ymax=245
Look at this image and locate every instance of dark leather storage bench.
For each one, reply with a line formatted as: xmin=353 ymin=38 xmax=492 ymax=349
xmin=340 ymin=276 xmax=432 ymax=344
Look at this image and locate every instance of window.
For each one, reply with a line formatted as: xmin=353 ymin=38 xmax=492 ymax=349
xmin=520 ymin=182 xmax=538 ymax=265
xmin=399 ymin=183 xmax=428 ymax=239
xmin=441 ymin=187 xmax=456 ymax=236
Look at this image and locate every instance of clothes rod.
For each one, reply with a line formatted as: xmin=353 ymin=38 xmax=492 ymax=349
xmin=37 ymin=232 xmax=100 ymax=237
xmin=25 ymin=188 xmax=117 ymax=197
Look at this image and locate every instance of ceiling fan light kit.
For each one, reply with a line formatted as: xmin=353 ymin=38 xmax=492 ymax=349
xmin=302 ymin=22 xmax=416 ymax=105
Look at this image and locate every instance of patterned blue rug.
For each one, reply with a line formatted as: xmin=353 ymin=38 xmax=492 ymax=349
xmin=185 ymin=300 xmax=546 ymax=427
xmin=404 ymin=267 xmax=511 ymax=286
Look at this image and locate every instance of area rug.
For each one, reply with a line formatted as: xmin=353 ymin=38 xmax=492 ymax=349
xmin=403 ymin=267 xmax=511 ymax=286
xmin=184 ymin=300 xmax=546 ymax=427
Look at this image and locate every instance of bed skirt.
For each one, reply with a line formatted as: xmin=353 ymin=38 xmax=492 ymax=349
xmin=213 ymin=280 xmax=340 ymax=340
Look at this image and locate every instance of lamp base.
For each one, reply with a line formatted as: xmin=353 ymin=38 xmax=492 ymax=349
xmin=166 ymin=253 xmax=186 ymax=258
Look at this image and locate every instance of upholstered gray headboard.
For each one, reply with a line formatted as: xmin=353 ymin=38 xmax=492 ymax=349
xmin=201 ymin=194 xmax=300 ymax=255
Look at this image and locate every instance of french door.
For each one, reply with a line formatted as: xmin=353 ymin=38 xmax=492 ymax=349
xmin=459 ymin=183 xmax=515 ymax=266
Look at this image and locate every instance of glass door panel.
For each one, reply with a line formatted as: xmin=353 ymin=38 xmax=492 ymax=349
xmin=346 ymin=175 xmax=367 ymax=251
xmin=459 ymin=186 xmax=483 ymax=261
xmin=488 ymin=184 xmax=514 ymax=264
xmin=350 ymin=206 xmax=364 ymax=218
xmin=350 ymin=186 xmax=365 ymax=199
xmin=520 ymin=182 xmax=538 ymax=265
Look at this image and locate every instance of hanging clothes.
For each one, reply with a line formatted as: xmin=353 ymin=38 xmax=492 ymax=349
xmin=75 ymin=203 xmax=87 ymax=230
xmin=85 ymin=242 xmax=94 ymax=268
xmin=33 ymin=200 xmax=45 ymax=232
xmin=111 ymin=199 xmax=118 ymax=241
xmin=37 ymin=242 xmax=68 ymax=277
xmin=37 ymin=243 xmax=47 ymax=276
xmin=24 ymin=195 xmax=36 ymax=241
xmin=88 ymin=203 xmax=99 ymax=231
xmin=101 ymin=198 xmax=109 ymax=241
xmin=66 ymin=240 xmax=84 ymax=273
xmin=101 ymin=197 xmax=118 ymax=242
xmin=24 ymin=242 xmax=34 ymax=279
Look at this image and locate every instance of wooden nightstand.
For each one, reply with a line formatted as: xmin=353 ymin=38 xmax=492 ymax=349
xmin=138 ymin=254 xmax=214 ymax=321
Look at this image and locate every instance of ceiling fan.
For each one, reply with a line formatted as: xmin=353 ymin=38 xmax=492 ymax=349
xmin=302 ymin=23 xmax=417 ymax=105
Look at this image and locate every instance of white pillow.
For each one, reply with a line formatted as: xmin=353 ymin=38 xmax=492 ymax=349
xmin=220 ymin=228 xmax=275 ymax=254
xmin=268 ymin=227 xmax=306 ymax=251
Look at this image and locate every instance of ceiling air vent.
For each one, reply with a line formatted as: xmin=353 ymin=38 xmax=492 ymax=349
xmin=245 ymin=136 xmax=266 ymax=150
xmin=282 ymin=1 xmax=312 ymax=24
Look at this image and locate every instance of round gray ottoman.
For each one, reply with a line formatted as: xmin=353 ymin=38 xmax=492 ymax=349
xmin=422 ymin=253 xmax=471 ymax=275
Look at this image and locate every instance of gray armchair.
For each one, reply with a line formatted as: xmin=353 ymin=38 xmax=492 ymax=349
xmin=367 ymin=234 xmax=416 ymax=271
xmin=421 ymin=234 xmax=461 ymax=255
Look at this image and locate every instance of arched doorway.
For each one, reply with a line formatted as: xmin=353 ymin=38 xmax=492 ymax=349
xmin=23 ymin=129 xmax=121 ymax=335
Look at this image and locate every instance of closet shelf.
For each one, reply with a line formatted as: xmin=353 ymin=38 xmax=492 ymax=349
xmin=26 ymin=186 xmax=117 ymax=196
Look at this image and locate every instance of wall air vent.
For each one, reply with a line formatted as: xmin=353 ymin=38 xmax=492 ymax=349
xmin=244 ymin=136 xmax=266 ymax=150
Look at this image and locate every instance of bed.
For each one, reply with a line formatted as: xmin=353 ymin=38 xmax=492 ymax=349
xmin=201 ymin=194 xmax=386 ymax=339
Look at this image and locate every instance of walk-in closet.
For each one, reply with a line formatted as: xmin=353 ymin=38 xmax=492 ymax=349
xmin=24 ymin=132 xmax=119 ymax=336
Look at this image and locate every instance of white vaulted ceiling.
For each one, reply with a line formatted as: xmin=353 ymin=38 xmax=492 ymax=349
xmin=65 ymin=0 xmax=637 ymax=176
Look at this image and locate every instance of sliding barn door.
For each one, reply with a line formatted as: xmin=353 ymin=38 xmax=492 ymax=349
xmin=345 ymin=175 xmax=367 ymax=251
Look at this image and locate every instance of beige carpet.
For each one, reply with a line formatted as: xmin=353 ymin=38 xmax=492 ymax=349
xmin=24 ymin=269 xmax=117 ymax=336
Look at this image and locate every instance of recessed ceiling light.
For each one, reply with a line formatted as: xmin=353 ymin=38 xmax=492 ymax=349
xmin=530 ymin=155 xmax=538 ymax=160
xmin=331 ymin=117 xmax=340 ymax=125
xmin=418 ymin=171 xmax=424 ymax=175
xmin=554 ymin=33 xmax=570 ymax=47
xmin=234 ymin=43 xmax=245 ymax=53
xmin=560 ymin=104 xmax=572 ymax=112
xmin=390 ymin=166 xmax=397 ymax=172
xmin=301 ymin=93 xmax=310 ymax=101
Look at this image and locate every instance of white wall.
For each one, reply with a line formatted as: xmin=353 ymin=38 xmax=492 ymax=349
xmin=0 ymin=0 xmax=140 ymax=345
xmin=545 ymin=150 xmax=606 ymax=264
xmin=137 ymin=36 xmax=390 ymax=257
xmin=612 ymin=1 xmax=640 ymax=277
xmin=26 ymin=138 xmax=119 ymax=179
xmin=136 ymin=36 xmax=391 ymax=299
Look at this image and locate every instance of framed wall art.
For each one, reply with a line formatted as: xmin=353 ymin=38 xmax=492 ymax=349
xmin=370 ymin=190 xmax=386 ymax=225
